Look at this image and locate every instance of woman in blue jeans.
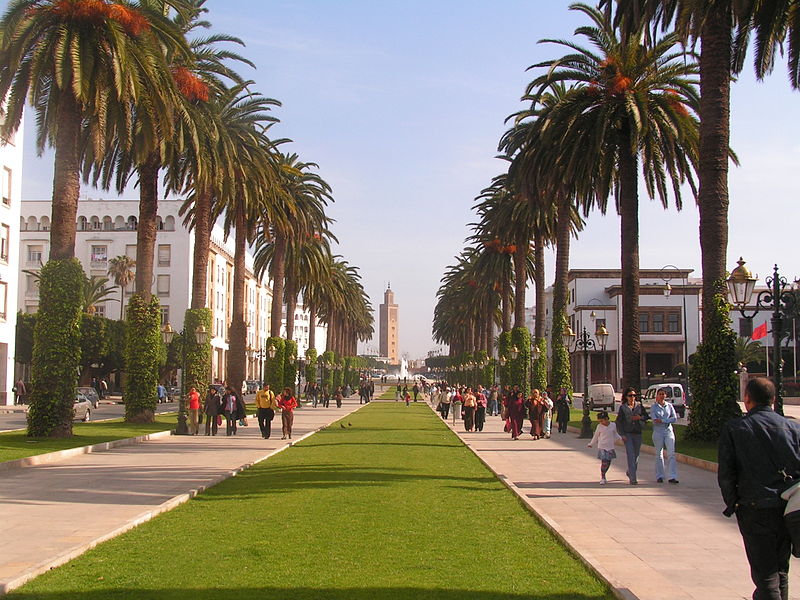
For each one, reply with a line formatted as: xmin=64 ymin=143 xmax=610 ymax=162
xmin=616 ymin=387 xmax=649 ymax=485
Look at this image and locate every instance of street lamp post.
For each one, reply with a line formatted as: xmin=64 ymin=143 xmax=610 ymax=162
xmin=727 ymin=258 xmax=796 ymax=416
xmin=564 ymin=324 xmax=609 ymax=438
xmin=161 ymin=322 xmax=209 ymax=435
xmin=660 ymin=265 xmax=689 ymax=394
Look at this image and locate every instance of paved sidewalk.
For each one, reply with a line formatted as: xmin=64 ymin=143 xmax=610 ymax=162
xmin=440 ymin=405 xmax=800 ymax=600
xmin=0 ymin=399 xmax=364 ymax=594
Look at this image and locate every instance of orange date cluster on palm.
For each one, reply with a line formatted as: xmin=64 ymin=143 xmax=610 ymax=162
xmin=36 ymin=0 xmax=150 ymax=37
xmin=484 ymin=238 xmax=516 ymax=254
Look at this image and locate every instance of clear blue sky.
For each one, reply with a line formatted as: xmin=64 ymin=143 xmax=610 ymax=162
xmin=9 ymin=0 xmax=800 ymax=358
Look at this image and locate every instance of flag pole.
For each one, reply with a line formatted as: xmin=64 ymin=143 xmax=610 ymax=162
xmin=766 ymin=343 xmax=770 ymax=377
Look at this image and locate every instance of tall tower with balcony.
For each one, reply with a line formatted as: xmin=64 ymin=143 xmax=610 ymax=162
xmin=379 ymin=284 xmax=399 ymax=365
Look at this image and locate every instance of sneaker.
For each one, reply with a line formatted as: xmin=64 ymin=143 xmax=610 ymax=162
xmin=669 ymin=479 xmax=679 ymax=484
xmin=600 ymin=478 xmax=607 ymax=485
xmin=630 ymin=480 xmax=638 ymax=485
xmin=657 ymin=477 xmax=664 ymax=483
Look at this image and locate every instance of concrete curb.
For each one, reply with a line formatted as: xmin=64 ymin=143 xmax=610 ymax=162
xmin=566 ymin=425 xmax=718 ymax=473
xmin=0 ymin=430 xmax=174 ymax=473
xmin=434 ymin=406 xmax=637 ymax=600
xmin=0 ymin=403 xmax=368 ymax=596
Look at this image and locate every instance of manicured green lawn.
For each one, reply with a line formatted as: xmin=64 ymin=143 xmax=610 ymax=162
xmin=9 ymin=403 xmax=613 ymax=600
xmin=568 ymin=408 xmax=717 ymax=463
xmin=0 ymin=415 xmax=176 ymax=463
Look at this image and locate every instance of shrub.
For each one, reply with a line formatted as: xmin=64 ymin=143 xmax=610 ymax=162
xmin=551 ymin=310 xmax=572 ymax=396
xmin=498 ymin=331 xmax=512 ymax=386
xmin=283 ymin=339 xmax=298 ymax=391
xmin=305 ymin=348 xmax=318 ymax=384
xmin=124 ymin=295 xmax=162 ymax=423
xmin=532 ymin=337 xmax=548 ymax=392
xmin=27 ymin=259 xmax=84 ymax=437
xmin=511 ymin=327 xmax=531 ymax=397
xmin=184 ymin=308 xmax=212 ymax=396
xmin=266 ymin=337 xmax=285 ymax=391
xmin=686 ymin=291 xmax=742 ymax=440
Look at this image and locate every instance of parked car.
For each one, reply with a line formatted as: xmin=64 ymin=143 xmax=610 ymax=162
xmin=74 ymin=391 xmax=92 ymax=422
xmin=586 ymin=383 xmax=616 ymax=411
xmin=166 ymin=386 xmax=181 ymax=402
xmin=77 ymin=386 xmax=100 ymax=409
xmin=642 ymin=383 xmax=687 ymax=418
xmin=245 ymin=380 xmax=260 ymax=394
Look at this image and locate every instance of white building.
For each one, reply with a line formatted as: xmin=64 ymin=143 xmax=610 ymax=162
xmin=540 ymin=268 xmax=701 ymax=392
xmin=0 ymin=122 xmax=23 ymax=405
xmin=19 ymin=198 xmax=326 ymax=385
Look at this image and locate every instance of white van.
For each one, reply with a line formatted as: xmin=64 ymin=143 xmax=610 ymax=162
xmin=642 ymin=383 xmax=687 ymax=418
xmin=587 ymin=383 xmax=616 ymax=411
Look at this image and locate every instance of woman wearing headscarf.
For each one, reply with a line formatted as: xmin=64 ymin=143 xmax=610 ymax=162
xmin=504 ymin=389 xmax=526 ymax=441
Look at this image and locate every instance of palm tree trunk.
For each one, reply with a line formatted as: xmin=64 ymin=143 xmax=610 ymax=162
xmin=269 ymin=231 xmax=288 ymax=338
xmin=502 ymin=271 xmax=512 ymax=333
xmin=513 ymin=241 xmax=527 ymax=329
xmin=227 ymin=206 xmax=247 ymax=394
xmin=285 ymin=273 xmax=298 ymax=342
xmin=619 ymin=144 xmax=641 ymax=391
xmin=49 ymin=94 xmax=82 ymax=261
xmin=552 ymin=197 xmax=571 ymax=331
xmin=534 ymin=239 xmax=546 ymax=341
xmin=190 ymin=188 xmax=212 ymax=310
xmin=699 ymin=8 xmax=732 ymax=335
xmin=135 ymin=154 xmax=160 ymax=299
xmin=485 ymin=303 xmax=494 ymax=354
xmin=308 ymin=304 xmax=317 ymax=351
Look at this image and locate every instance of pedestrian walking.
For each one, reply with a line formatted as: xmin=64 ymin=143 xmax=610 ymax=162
xmin=396 ymin=384 xmax=402 ymax=401
xmin=554 ymin=387 xmax=571 ymax=433
xmin=588 ymin=410 xmax=622 ymax=484
xmin=451 ymin=387 xmax=463 ymax=424
xmin=475 ymin=388 xmax=487 ymax=432
xmin=462 ymin=388 xmax=476 ymax=431
xmin=527 ymin=389 xmax=544 ymax=440
xmin=278 ymin=387 xmax=297 ymax=439
xmin=100 ymin=378 xmax=108 ymax=399
xmin=204 ymin=386 xmax=221 ymax=436
xmin=440 ymin=387 xmax=451 ymax=419
xmin=412 ymin=383 xmax=419 ymax=402
xmin=504 ymin=389 xmax=526 ymax=440
xmin=222 ymin=385 xmax=242 ymax=436
xmin=157 ymin=383 xmax=167 ymax=404
xmin=651 ymin=389 xmax=679 ymax=483
xmin=616 ymin=387 xmax=649 ymax=485
xmin=404 ymin=390 xmax=411 ymax=406
xmin=719 ymin=377 xmax=800 ymax=600
xmin=255 ymin=383 xmax=277 ymax=439
xmin=542 ymin=391 xmax=553 ymax=438
xmin=488 ymin=385 xmax=499 ymax=416
xmin=13 ymin=379 xmax=26 ymax=405
xmin=187 ymin=386 xmax=201 ymax=435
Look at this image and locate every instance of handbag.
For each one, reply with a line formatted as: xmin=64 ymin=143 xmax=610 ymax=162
xmin=216 ymin=414 xmax=222 ymax=426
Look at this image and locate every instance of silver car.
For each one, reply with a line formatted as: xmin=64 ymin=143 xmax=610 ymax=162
xmin=74 ymin=391 xmax=92 ymax=422
xmin=77 ymin=386 xmax=100 ymax=409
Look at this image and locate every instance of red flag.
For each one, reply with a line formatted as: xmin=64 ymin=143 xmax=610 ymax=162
xmin=752 ymin=322 xmax=768 ymax=341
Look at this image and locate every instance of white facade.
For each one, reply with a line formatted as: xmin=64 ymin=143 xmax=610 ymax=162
xmin=19 ymin=198 xmax=328 ymax=386
xmin=539 ymin=268 xmax=701 ymax=392
xmin=0 ymin=122 xmax=23 ymax=405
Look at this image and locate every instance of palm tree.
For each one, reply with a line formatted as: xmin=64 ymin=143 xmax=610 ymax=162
xmin=107 ymin=255 xmax=137 ymax=307
xmin=82 ymin=276 xmax=117 ymax=315
xmin=518 ymin=4 xmax=700 ymax=390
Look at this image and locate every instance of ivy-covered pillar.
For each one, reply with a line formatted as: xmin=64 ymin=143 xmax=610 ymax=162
xmin=511 ymin=327 xmax=531 ymax=397
xmin=551 ymin=310 xmax=573 ymax=397
xmin=124 ymin=295 xmax=163 ymax=424
xmin=27 ymin=259 xmax=84 ymax=437
xmin=283 ymin=339 xmax=298 ymax=392
xmin=184 ymin=308 xmax=212 ymax=398
xmin=266 ymin=337 xmax=286 ymax=392
xmin=531 ymin=337 xmax=548 ymax=392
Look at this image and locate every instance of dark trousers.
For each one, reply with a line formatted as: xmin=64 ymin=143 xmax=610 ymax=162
xmin=225 ymin=413 xmax=237 ymax=436
xmin=736 ymin=506 xmax=791 ymax=600
xmin=205 ymin=413 xmax=218 ymax=435
xmin=441 ymin=404 xmax=450 ymax=419
xmin=623 ymin=432 xmax=642 ymax=483
xmin=257 ymin=407 xmax=275 ymax=438
xmin=475 ymin=406 xmax=486 ymax=431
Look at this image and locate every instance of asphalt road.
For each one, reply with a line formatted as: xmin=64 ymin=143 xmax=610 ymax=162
xmin=0 ymin=401 xmax=179 ymax=432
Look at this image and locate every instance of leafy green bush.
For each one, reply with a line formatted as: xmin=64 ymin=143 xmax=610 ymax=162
xmin=511 ymin=327 xmax=531 ymax=397
xmin=283 ymin=339 xmax=298 ymax=391
xmin=305 ymin=348 xmax=318 ymax=384
xmin=532 ymin=337 xmax=548 ymax=392
xmin=184 ymin=308 xmax=212 ymax=396
xmin=333 ymin=356 xmax=344 ymax=389
xmin=686 ymin=292 xmax=742 ymax=440
xmin=124 ymin=295 xmax=162 ymax=423
xmin=551 ymin=310 xmax=572 ymax=396
xmin=27 ymin=259 xmax=84 ymax=437
xmin=15 ymin=311 xmax=36 ymax=365
xmin=266 ymin=337 xmax=285 ymax=391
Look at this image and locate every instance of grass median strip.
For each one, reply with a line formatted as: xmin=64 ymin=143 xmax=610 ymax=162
xmin=0 ymin=415 xmax=176 ymax=464
xmin=9 ymin=403 xmax=613 ymax=600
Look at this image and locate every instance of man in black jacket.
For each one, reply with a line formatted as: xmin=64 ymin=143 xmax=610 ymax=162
xmin=719 ymin=377 xmax=800 ymax=600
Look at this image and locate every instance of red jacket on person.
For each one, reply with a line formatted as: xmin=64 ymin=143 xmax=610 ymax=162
xmin=278 ymin=395 xmax=297 ymax=412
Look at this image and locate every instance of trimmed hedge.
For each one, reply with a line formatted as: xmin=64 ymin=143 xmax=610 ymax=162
xmin=511 ymin=327 xmax=531 ymax=397
xmin=266 ymin=337 xmax=285 ymax=391
xmin=531 ymin=337 xmax=548 ymax=392
xmin=551 ymin=310 xmax=573 ymax=396
xmin=124 ymin=295 xmax=162 ymax=423
xmin=284 ymin=339 xmax=298 ymax=391
xmin=687 ymin=291 xmax=742 ymax=440
xmin=305 ymin=348 xmax=318 ymax=384
xmin=27 ymin=259 xmax=85 ymax=438
xmin=184 ymin=308 xmax=212 ymax=396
